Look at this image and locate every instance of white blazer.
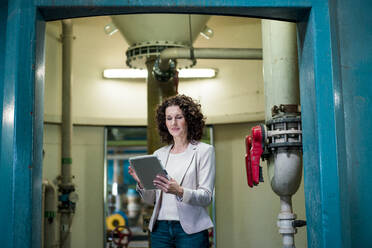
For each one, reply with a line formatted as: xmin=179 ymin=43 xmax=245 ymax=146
xmin=137 ymin=142 xmax=216 ymax=234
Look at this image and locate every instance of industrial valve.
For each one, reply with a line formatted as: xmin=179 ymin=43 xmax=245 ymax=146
xmin=245 ymin=124 xmax=265 ymax=187
xmin=244 ymin=104 xmax=302 ymax=188
xmin=58 ymin=184 xmax=78 ymax=213
xmin=245 ymin=135 xmax=253 ymax=187
xmin=111 ymin=225 xmax=132 ymax=248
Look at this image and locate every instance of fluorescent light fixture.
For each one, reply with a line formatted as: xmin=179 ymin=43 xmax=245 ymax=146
xmin=103 ymin=68 xmax=217 ymax=79
xmin=104 ymin=69 xmax=147 ymax=79
xmin=178 ymin=68 xmax=216 ymax=78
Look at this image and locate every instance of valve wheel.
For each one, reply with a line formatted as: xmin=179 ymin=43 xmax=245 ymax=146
xmin=112 ymin=225 xmax=132 ymax=247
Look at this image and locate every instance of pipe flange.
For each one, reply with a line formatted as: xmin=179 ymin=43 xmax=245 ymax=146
xmin=268 ymin=142 xmax=302 ymax=148
xmin=266 ymin=116 xmax=301 ymax=125
xmin=271 ymin=104 xmax=300 ymax=118
xmin=125 ymin=41 xmax=195 ymax=69
xmin=277 ymin=227 xmax=297 ymax=235
xmin=278 ymin=212 xmax=297 ymax=220
xmin=266 ymin=115 xmax=302 ymax=151
xmin=277 ymin=219 xmax=297 ymax=235
xmin=152 ymin=58 xmax=176 ymax=82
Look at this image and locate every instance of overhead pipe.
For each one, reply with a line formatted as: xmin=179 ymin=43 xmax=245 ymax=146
xmin=158 ymin=48 xmax=262 ymax=71
xmin=160 ymin=47 xmax=262 ymax=60
xmin=59 ymin=19 xmax=77 ymax=248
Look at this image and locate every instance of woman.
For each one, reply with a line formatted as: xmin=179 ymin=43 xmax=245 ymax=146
xmin=129 ymin=94 xmax=215 ymax=248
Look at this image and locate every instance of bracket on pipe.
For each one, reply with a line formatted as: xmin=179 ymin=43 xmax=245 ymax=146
xmin=152 ymin=58 xmax=177 ymax=82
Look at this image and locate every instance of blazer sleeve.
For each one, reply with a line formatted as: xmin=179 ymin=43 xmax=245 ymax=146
xmin=182 ymin=145 xmax=216 ymax=207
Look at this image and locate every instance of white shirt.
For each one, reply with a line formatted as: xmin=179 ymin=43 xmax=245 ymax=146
xmin=157 ymin=151 xmax=188 ymax=220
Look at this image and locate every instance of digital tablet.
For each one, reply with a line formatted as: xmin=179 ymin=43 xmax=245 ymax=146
xmin=129 ymin=155 xmax=168 ymax=190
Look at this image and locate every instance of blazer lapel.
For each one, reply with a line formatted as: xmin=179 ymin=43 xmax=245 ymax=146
xmin=158 ymin=145 xmax=172 ymax=167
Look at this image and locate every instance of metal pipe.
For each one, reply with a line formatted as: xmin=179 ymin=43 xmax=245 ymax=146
xmin=146 ymin=57 xmax=178 ymax=154
xmin=161 ymin=47 xmax=262 ymax=60
xmin=61 ymin=19 xmax=73 ymax=187
xmin=42 ymin=180 xmax=57 ymax=248
xmin=271 ymin=151 xmax=302 ymax=196
xmin=262 ymin=21 xmax=299 ymax=122
xmin=280 ymin=196 xmax=293 ymax=213
xmin=60 ymin=19 xmax=74 ymax=248
xmin=279 ymin=196 xmax=296 ymax=248
xmin=144 ymin=57 xmax=178 ymax=246
xmin=262 ymin=19 xmax=300 ymax=192
xmin=159 ymin=48 xmax=262 ymax=71
xmin=262 ymin=20 xmax=301 ymax=248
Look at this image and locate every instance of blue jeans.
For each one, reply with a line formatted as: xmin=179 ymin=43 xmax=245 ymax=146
xmin=151 ymin=220 xmax=209 ymax=248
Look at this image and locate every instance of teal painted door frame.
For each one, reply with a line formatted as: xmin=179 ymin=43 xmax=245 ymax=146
xmin=0 ymin=1 xmax=355 ymax=247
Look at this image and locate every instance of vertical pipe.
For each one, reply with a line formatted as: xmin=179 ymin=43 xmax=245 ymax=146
xmin=262 ymin=20 xmax=300 ymax=248
xmin=262 ymin=20 xmax=299 ymax=121
xmin=262 ymin=19 xmax=300 ymax=191
xmin=43 ymin=181 xmax=57 ymax=248
xmin=60 ymin=19 xmax=74 ymax=248
xmin=280 ymin=196 xmax=293 ymax=213
xmin=262 ymin=19 xmax=300 ymax=189
xmin=146 ymin=57 xmax=177 ymax=154
xmin=61 ymin=19 xmax=73 ymax=186
xmin=145 ymin=57 xmax=177 ymax=248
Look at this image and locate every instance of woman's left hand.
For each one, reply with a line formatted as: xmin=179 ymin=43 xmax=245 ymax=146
xmin=153 ymin=175 xmax=183 ymax=197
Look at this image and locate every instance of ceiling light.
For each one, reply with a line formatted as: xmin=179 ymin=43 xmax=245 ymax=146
xmin=178 ymin=68 xmax=216 ymax=78
xmin=103 ymin=69 xmax=147 ymax=78
xmin=104 ymin=23 xmax=118 ymax=36
xmin=103 ymin=68 xmax=217 ymax=79
xmin=200 ymin=25 xmax=214 ymax=40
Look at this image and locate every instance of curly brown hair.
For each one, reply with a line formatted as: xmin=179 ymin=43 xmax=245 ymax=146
xmin=156 ymin=94 xmax=205 ymax=144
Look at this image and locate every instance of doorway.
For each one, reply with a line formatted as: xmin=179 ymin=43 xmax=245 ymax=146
xmin=1 ymin=2 xmax=344 ymax=248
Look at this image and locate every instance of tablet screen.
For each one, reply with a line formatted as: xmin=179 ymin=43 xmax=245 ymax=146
xmin=129 ymin=155 xmax=167 ymax=190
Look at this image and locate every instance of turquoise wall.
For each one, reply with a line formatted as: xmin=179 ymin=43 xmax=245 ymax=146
xmin=335 ymin=0 xmax=372 ymax=246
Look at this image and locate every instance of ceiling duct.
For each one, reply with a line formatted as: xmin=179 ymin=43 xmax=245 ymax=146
xmin=111 ymin=14 xmax=210 ymax=69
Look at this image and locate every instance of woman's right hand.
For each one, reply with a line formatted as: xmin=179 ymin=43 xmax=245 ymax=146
xmin=128 ymin=165 xmax=143 ymax=188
